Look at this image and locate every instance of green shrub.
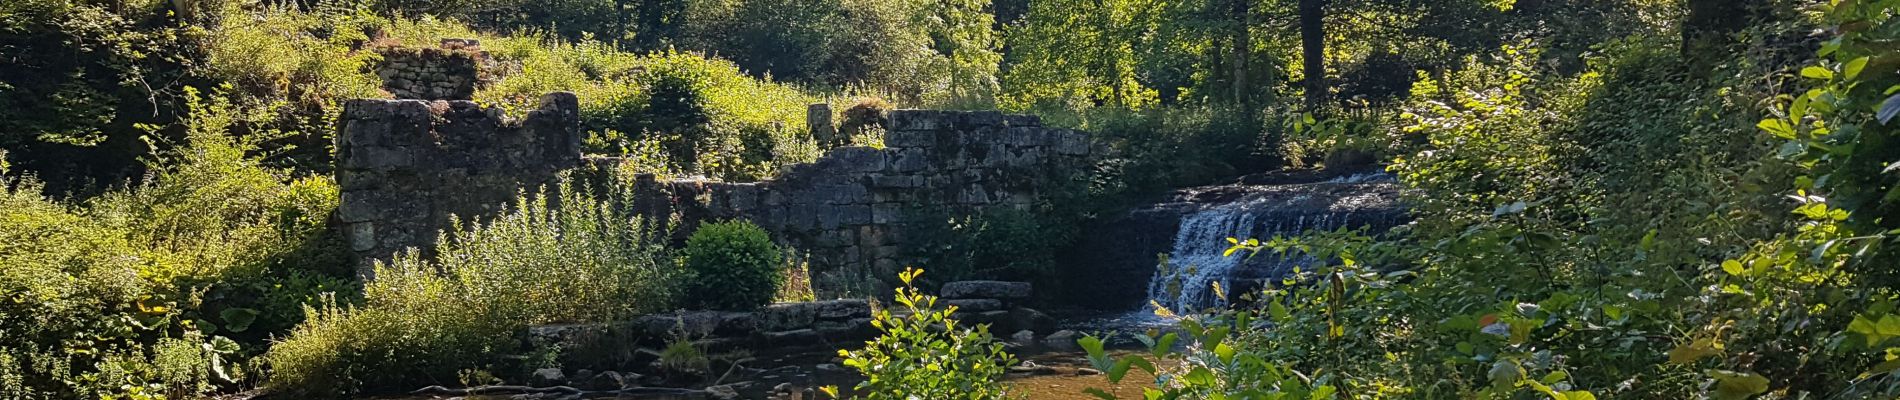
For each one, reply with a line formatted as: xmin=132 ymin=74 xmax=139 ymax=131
xmin=1079 ymin=313 xmax=1339 ymax=399
xmin=829 ymin=268 xmax=1014 ymax=399
xmin=1077 ymin=105 xmax=1276 ymax=199
xmin=0 ymin=87 xmax=349 ymax=399
xmin=681 ymin=220 xmax=784 ymax=310
xmin=837 ymin=97 xmax=891 ymax=148
xmin=266 ymin=183 xmax=679 ymax=397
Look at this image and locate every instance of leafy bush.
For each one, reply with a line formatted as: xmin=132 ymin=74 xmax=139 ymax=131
xmin=0 ymin=87 xmax=348 ymax=399
xmin=828 ymin=268 xmax=1015 ymax=399
xmin=1079 ymin=313 xmax=1340 ymax=399
xmin=266 ymin=183 xmax=679 ymax=398
xmin=1083 ymin=105 xmax=1277 ymax=199
xmin=678 ymin=0 xmax=999 ymax=106
xmin=681 ymin=220 xmax=784 ymax=310
xmin=837 ymin=97 xmax=891 ymax=148
xmin=1144 ymin=8 xmax=1900 ymax=398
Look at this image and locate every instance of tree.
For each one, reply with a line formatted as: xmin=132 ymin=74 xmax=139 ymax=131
xmin=1299 ymin=0 xmax=1325 ymax=112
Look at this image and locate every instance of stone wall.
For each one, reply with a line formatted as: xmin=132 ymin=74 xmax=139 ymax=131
xmin=335 ymin=93 xmax=582 ymax=277
xmin=616 ymin=109 xmax=1092 ymax=290
xmin=373 ymin=39 xmax=509 ymax=100
xmin=332 ymin=96 xmax=1091 ymax=282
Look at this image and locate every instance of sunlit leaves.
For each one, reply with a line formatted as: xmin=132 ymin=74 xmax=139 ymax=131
xmin=1757 ymin=118 xmax=1795 ymax=139
xmin=1847 ymin=314 xmax=1900 ymax=347
xmin=1707 ymin=370 xmax=1770 ymax=400
xmin=1669 ymin=337 xmax=1723 ymax=364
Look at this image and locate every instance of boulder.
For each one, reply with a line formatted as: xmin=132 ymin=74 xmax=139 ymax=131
xmin=1041 ymin=330 xmax=1081 ymax=352
xmin=530 ymin=368 xmax=566 ymax=386
xmin=1009 ymin=330 xmax=1037 ymax=347
xmin=1006 ymin=307 xmax=1057 ymax=333
xmin=940 ymin=281 xmax=1032 ymax=300
xmin=706 ymin=384 xmax=741 ymax=400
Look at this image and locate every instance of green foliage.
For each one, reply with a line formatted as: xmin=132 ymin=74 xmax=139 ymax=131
xmin=266 ymin=182 xmax=678 ymax=397
xmin=1152 ymin=6 xmax=1900 ymax=398
xmin=0 ymin=87 xmax=348 ymax=399
xmin=999 ymin=0 xmax=1159 ymax=114
xmin=829 ymin=268 xmax=1015 ymax=399
xmin=837 ymin=97 xmax=891 ymax=148
xmin=0 ymin=0 xmax=201 ymax=190
xmin=1085 ymin=105 xmax=1277 ymax=198
xmin=1080 ymin=313 xmax=1340 ymax=400
xmin=678 ymin=0 xmax=999 ymax=106
xmin=682 ymin=220 xmax=784 ymax=310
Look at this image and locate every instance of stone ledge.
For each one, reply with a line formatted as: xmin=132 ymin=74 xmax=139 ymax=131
xmin=940 ymin=281 xmax=1032 ymax=300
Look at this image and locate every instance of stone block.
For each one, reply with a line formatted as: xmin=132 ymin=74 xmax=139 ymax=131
xmin=348 ymin=146 xmax=414 ymax=170
xmin=818 ymin=205 xmax=871 ymax=229
xmin=761 ymin=329 xmax=822 ymax=347
xmin=887 ymin=110 xmax=945 ymax=131
xmin=857 ymin=225 xmax=887 ymax=247
xmin=821 ymin=184 xmax=870 ymax=205
xmin=338 ymin=191 xmax=383 ymax=223
xmin=815 ymin=318 xmax=875 ymax=341
xmin=816 ymin=229 xmax=855 ymax=247
xmin=871 ymin=204 xmax=907 ymax=224
xmin=890 ymin=148 xmax=931 ymax=172
xmin=945 ymin=298 xmax=1004 ymax=312
xmin=874 ymin=245 xmax=902 ymax=260
xmin=346 ymin=222 xmax=375 ymax=251
xmin=756 ymin=302 xmax=819 ymax=332
xmin=963 ymin=111 xmax=1005 ymax=128
xmin=827 ymin=146 xmax=887 ymax=172
xmin=714 ymin=312 xmax=756 ymax=336
xmin=869 ymin=175 xmax=923 ymax=189
xmin=884 ymin=130 xmax=933 ymax=148
xmin=957 ymin=184 xmax=990 ymax=204
xmin=940 ymin=281 xmax=1032 ymax=300
xmin=813 ymin=299 xmax=871 ymax=319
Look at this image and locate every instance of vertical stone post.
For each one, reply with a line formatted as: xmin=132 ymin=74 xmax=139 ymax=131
xmin=807 ymin=103 xmax=837 ymax=147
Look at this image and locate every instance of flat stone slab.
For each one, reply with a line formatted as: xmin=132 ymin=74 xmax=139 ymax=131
xmin=941 ymin=281 xmax=1032 ymax=300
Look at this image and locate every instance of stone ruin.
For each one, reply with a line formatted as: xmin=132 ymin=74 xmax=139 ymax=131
xmin=373 ymin=39 xmax=512 ymax=100
xmin=335 ymin=93 xmax=581 ymax=277
xmin=619 ymin=109 xmax=1091 ymax=290
xmin=333 ymin=92 xmax=1092 ymax=284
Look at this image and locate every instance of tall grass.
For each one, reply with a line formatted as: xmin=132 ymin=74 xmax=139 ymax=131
xmin=265 ymin=182 xmax=680 ymax=398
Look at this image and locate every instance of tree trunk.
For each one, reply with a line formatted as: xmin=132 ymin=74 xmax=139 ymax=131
xmin=1231 ymin=0 xmax=1250 ymax=109
xmin=1299 ymin=0 xmax=1326 ymax=113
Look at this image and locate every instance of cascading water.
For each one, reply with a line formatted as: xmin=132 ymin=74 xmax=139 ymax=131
xmin=1142 ymin=173 xmax=1406 ymax=312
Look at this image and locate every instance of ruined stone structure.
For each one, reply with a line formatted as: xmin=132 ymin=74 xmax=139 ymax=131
xmin=373 ymin=39 xmax=510 ymax=100
xmin=618 ymin=109 xmax=1091 ymax=287
xmin=333 ymin=95 xmax=1091 ymax=281
xmin=335 ymin=93 xmax=581 ymax=276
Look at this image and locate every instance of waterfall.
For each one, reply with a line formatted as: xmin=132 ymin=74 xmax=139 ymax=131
xmin=1143 ymin=173 xmax=1404 ymax=312
xmin=1148 ymin=207 xmax=1330 ymax=311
